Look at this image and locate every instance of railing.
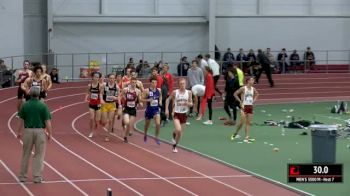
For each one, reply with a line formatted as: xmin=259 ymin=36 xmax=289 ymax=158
xmin=1 ymin=50 xmax=350 ymax=87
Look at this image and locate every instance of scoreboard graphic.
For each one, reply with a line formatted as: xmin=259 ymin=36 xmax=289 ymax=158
xmin=288 ymin=164 xmax=343 ymax=183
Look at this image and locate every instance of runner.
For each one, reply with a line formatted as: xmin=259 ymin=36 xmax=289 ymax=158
xmin=86 ymin=72 xmax=105 ymax=138
xmin=22 ymin=66 xmax=47 ymax=101
xmin=15 ymin=60 xmax=33 ymax=112
xmin=41 ymin=64 xmax=52 ymax=99
xmin=142 ymin=76 xmax=162 ymax=144
xmin=166 ymin=78 xmax=193 ymax=153
xmin=121 ymin=77 xmax=143 ymax=143
xmin=231 ymin=77 xmax=259 ymax=143
xmin=101 ymin=73 xmax=121 ymax=141
xmin=121 ymin=67 xmax=132 ymax=88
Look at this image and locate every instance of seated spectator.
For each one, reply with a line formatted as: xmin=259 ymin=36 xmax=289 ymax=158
xmin=50 ymin=68 xmax=60 ymax=83
xmin=236 ymin=48 xmax=248 ymax=70
xmin=290 ymin=50 xmax=300 ymax=67
xmin=304 ymin=46 xmax=315 ymax=70
xmin=277 ymin=48 xmax=288 ymax=73
xmin=266 ymin=48 xmax=276 ymax=72
xmin=0 ymin=59 xmax=7 ymax=72
xmin=177 ymin=56 xmax=190 ymax=76
xmin=222 ymin=48 xmax=235 ymax=74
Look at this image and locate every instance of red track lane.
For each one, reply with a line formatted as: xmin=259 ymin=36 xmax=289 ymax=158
xmin=0 ymin=83 xmax=307 ymax=195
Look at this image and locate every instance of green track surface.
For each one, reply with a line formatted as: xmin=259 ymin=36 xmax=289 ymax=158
xmin=136 ymin=102 xmax=350 ymax=196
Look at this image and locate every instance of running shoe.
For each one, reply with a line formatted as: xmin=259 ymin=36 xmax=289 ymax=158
xmin=186 ymin=122 xmax=191 ymax=125
xmin=124 ymin=137 xmax=128 ymax=143
xmin=172 ymin=146 xmax=178 ymax=153
xmin=243 ymin=139 xmax=252 ymax=144
xmin=88 ymin=132 xmax=94 ymax=138
xmin=203 ymin=120 xmax=213 ymax=125
xmin=144 ymin=135 xmax=147 ymax=143
xmin=129 ymin=132 xmax=133 ymax=136
xmin=230 ymin=134 xmax=240 ymax=141
xmin=155 ymin=138 xmax=161 ymax=145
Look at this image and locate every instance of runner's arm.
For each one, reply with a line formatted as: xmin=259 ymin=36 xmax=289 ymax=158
xmin=253 ymin=88 xmax=259 ymax=103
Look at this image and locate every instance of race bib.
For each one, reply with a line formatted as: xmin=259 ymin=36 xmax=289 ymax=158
xmin=127 ymin=101 xmax=136 ymax=108
xmin=90 ymin=93 xmax=98 ymax=100
xmin=33 ymin=81 xmax=38 ymax=86
xmin=106 ymin=95 xmax=114 ymax=102
xmin=150 ymin=99 xmax=158 ymax=107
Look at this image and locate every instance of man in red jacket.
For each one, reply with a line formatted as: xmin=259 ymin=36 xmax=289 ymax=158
xmin=160 ymin=64 xmax=174 ymax=125
xmin=196 ymin=66 xmax=215 ymax=125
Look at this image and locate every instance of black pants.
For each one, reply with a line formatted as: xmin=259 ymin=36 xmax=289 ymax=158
xmin=256 ymin=66 xmax=274 ymax=87
xmin=213 ymin=75 xmax=222 ymax=96
xmin=207 ymin=97 xmax=213 ymax=121
xmin=224 ymin=97 xmax=238 ymax=121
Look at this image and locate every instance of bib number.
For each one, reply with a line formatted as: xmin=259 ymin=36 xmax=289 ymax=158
xmin=90 ymin=93 xmax=98 ymax=100
xmin=127 ymin=101 xmax=136 ymax=108
xmin=106 ymin=95 xmax=114 ymax=102
xmin=150 ymin=99 xmax=158 ymax=107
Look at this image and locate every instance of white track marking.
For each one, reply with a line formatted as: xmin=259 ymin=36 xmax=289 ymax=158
xmin=0 ymin=174 xmax=252 ymax=185
xmin=7 ymin=94 xmax=89 ymax=195
xmin=0 ymin=160 xmax=34 ymax=196
xmin=72 ymin=112 xmax=198 ymax=196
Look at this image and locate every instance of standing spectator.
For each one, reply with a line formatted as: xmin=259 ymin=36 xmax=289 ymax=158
xmin=177 ymin=56 xmax=190 ymax=76
xmin=304 ymin=46 xmax=315 ymax=70
xmin=16 ymin=86 xmax=52 ymax=183
xmin=196 ymin=66 xmax=215 ymax=125
xmin=277 ymin=48 xmax=288 ymax=73
xmin=205 ymin=54 xmax=222 ymax=97
xmin=222 ymin=48 xmax=235 ymax=74
xmin=125 ymin=58 xmax=135 ymax=74
xmin=187 ymin=60 xmax=204 ymax=117
xmin=266 ymin=48 xmax=276 ymax=72
xmin=290 ymin=50 xmax=300 ymax=67
xmin=223 ymin=68 xmax=240 ymax=125
xmin=50 ymin=68 xmax=60 ymax=84
xmin=256 ymin=49 xmax=274 ymax=87
xmin=160 ymin=64 xmax=174 ymax=126
xmin=136 ymin=60 xmax=143 ymax=76
xmin=215 ymin=45 xmax=221 ymax=61
xmin=196 ymin=54 xmax=208 ymax=70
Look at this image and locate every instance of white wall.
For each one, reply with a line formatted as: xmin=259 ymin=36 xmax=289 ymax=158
xmin=216 ymin=18 xmax=350 ymax=51
xmin=0 ymin=0 xmax=23 ymax=60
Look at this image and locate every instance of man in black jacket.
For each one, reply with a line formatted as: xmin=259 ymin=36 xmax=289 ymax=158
xmin=256 ymin=49 xmax=274 ymax=87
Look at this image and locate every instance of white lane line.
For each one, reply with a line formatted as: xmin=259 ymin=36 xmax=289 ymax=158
xmin=49 ymin=102 xmax=143 ymax=195
xmin=0 ymin=160 xmax=34 ymax=196
xmin=0 ymin=174 xmax=252 ymax=185
xmin=7 ymin=94 xmax=89 ymax=196
xmin=72 ymin=112 xmax=198 ymax=196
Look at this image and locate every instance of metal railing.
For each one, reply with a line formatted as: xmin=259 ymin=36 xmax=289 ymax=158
xmin=1 ymin=49 xmax=350 ymax=87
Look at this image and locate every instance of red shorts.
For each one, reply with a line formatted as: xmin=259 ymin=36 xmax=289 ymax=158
xmin=174 ymin=113 xmax=188 ymax=124
xmin=243 ymin=105 xmax=253 ymax=114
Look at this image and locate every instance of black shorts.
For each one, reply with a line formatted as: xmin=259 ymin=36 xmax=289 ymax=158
xmin=17 ymin=87 xmax=26 ymax=99
xmin=89 ymin=104 xmax=101 ymax=111
xmin=123 ymin=106 xmax=137 ymax=117
xmin=40 ymin=91 xmax=47 ymax=99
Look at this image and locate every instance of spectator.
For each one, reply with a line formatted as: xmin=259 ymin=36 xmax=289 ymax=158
xmin=50 ymin=68 xmax=60 ymax=84
xmin=266 ymin=48 xmax=276 ymax=72
xmin=256 ymin=49 xmax=274 ymax=87
xmin=187 ymin=60 xmax=204 ymax=117
xmin=304 ymin=46 xmax=315 ymax=70
xmin=125 ymin=57 xmax=135 ymax=73
xmin=16 ymin=86 xmax=52 ymax=183
xmin=0 ymin=59 xmax=7 ymax=72
xmin=236 ymin=48 xmax=248 ymax=70
xmin=222 ymin=48 xmax=235 ymax=74
xmin=151 ymin=67 xmax=163 ymax=89
xmin=196 ymin=54 xmax=208 ymax=70
xmin=215 ymin=45 xmax=221 ymax=61
xmin=277 ymin=48 xmax=288 ymax=73
xmin=205 ymin=54 xmax=222 ymax=97
xmin=247 ymin=49 xmax=257 ymax=75
xmin=160 ymin=64 xmax=174 ymax=125
xmin=177 ymin=56 xmax=190 ymax=76
xmin=290 ymin=50 xmax=300 ymax=67
xmin=136 ymin=60 xmax=143 ymax=76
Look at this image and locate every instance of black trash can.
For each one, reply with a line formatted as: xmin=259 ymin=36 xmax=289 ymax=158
xmin=310 ymin=125 xmax=337 ymax=164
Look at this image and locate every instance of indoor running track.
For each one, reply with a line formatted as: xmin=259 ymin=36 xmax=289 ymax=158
xmin=0 ymin=83 xmax=306 ymax=196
